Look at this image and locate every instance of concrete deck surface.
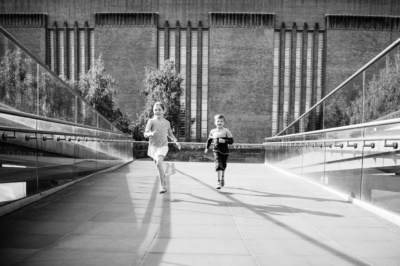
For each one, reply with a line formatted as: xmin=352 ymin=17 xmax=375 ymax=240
xmin=1 ymin=161 xmax=400 ymax=266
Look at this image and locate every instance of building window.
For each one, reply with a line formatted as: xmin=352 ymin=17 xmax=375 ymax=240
xmin=48 ymin=27 xmax=94 ymax=80
xmin=272 ymin=25 xmax=324 ymax=135
xmin=158 ymin=25 xmax=208 ymax=141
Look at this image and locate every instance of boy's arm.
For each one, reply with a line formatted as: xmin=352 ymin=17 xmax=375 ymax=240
xmin=225 ymin=137 xmax=234 ymax=145
xmin=225 ymin=129 xmax=234 ymax=144
xmin=206 ymin=138 xmax=213 ymax=149
xmin=205 ymin=130 xmax=214 ymax=149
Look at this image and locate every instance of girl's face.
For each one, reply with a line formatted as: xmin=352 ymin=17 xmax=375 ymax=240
xmin=153 ymin=105 xmax=165 ymax=118
xmin=215 ymin=118 xmax=225 ymax=128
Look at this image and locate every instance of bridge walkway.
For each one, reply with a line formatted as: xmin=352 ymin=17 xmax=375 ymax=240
xmin=1 ymin=161 xmax=400 ymax=266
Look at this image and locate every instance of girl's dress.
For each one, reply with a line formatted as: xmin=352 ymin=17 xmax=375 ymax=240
xmin=206 ymin=129 xmax=234 ymax=171
xmin=146 ymin=118 xmax=175 ymax=159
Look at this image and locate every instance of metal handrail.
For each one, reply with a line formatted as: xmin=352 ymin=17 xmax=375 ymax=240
xmin=0 ymin=126 xmax=134 ymax=142
xmin=266 ymin=116 xmax=400 ymax=141
xmin=133 ymin=140 xmax=264 ymax=148
xmin=275 ymin=36 xmax=400 ymax=137
xmin=0 ymin=108 xmax=123 ymax=135
xmin=0 ymin=26 xmax=119 ymax=134
xmin=264 ymin=136 xmax=400 ymax=150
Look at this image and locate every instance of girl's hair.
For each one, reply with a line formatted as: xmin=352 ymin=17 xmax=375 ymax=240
xmin=214 ymin=114 xmax=225 ymax=121
xmin=153 ymin=101 xmax=165 ymax=111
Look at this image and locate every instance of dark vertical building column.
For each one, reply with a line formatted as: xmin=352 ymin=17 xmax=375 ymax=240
xmin=196 ymin=21 xmax=203 ymax=141
xmin=289 ymin=23 xmax=297 ymax=132
xmin=84 ymin=21 xmax=90 ymax=72
xmin=164 ymin=21 xmax=169 ymax=60
xmin=74 ymin=21 xmax=79 ymax=82
xmin=175 ymin=21 xmax=182 ymax=138
xmin=310 ymin=23 xmax=319 ymax=130
xmin=277 ymin=23 xmax=286 ymax=132
xmin=53 ymin=21 xmax=59 ymax=75
xmin=175 ymin=21 xmax=181 ymax=72
xmin=322 ymin=28 xmax=327 ymax=129
xmin=185 ymin=21 xmax=192 ymax=141
xmin=300 ymin=23 xmax=308 ymax=119
xmin=63 ymin=21 xmax=69 ymax=78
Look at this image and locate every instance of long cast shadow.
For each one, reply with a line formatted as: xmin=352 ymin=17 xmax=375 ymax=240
xmin=172 ymin=167 xmax=371 ymax=266
xmin=172 ymin=192 xmax=343 ymax=217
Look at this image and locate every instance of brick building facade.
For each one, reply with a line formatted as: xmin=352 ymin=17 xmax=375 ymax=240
xmin=1 ymin=0 xmax=400 ymax=143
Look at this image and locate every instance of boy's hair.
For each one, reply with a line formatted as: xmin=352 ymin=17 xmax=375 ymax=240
xmin=214 ymin=114 xmax=225 ymax=122
xmin=153 ymin=101 xmax=165 ymax=111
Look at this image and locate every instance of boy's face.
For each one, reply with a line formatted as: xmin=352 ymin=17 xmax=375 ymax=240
xmin=215 ymin=118 xmax=225 ymax=128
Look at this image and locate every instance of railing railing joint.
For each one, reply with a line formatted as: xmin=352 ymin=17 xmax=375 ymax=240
xmin=2 ymin=132 xmax=16 ymax=140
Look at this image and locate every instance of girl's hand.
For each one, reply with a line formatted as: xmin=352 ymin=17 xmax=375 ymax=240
xmin=176 ymin=142 xmax=181 ymax=150
xmin=218 ymin=138 xmax=226 ymax=143
xmin=204 ymin=148 xmax=208 ymax=154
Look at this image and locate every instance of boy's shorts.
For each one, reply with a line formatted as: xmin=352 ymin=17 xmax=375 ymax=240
xmin=214 ymin=151 xmax=229 ymax=171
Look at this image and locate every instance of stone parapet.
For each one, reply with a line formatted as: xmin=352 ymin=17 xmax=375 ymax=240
xmin=95 ymin=13 xmax=158 ymax=27
xmin=326 ymin=14 xmax=400 ymax=31
xmin=0 ymin=13 xmax=47 ymax=28
xmin=210 ymin=13 xmax=274 ymax=28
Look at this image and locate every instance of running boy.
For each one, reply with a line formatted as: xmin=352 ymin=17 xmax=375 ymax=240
xmin=144 ymin=102 xmax=181 ymax=194
xmin=204 ymin=114 xmax=234 ymax=189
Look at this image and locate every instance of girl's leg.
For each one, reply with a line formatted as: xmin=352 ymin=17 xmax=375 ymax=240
xmin=155 ymin=155 xmax=166 ymax=191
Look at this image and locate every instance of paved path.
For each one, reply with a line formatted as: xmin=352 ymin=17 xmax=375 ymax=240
xmin=1 ymin=161 xmax=400 ymax=266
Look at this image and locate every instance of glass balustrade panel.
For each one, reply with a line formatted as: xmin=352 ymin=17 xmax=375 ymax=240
xmin=362 ymin=123 xmax=400 ymax=214
xmin=38 ymin=71 xmax=76 ymax=123
xmin=0 ymin=130 xmax=38 ymax=205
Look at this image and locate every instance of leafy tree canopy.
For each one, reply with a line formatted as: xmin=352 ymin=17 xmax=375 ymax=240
xmin=133 ymin=59 xmax=183 ymax=140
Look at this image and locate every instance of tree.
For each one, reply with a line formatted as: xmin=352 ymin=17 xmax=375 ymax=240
xmin=347 ymin=51 xmax=400 ymax=123
xmin=0 ymin=48 xmax=36 ymax=113
xmin=63 ymin=56 xmax=133 ymax=134
xmin=133 ymin=59 xmax=183 ymax=140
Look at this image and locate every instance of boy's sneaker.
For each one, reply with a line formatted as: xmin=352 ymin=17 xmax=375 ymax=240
xmin=216 ymin=182 xmax=221 ymax=189
xmin=221 ymin=178 xmax=225 ymax=187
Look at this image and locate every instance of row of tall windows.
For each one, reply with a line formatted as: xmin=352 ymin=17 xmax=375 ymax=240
xmin=272 ymin=26 xmax=324 ymax=135
xmin=158 ymin=27 xmax=209 ymax=140
xmin=48 ymin=28 xmax=95 ymax=81
xmin=47 ymin=23 xmax=323 ymax=138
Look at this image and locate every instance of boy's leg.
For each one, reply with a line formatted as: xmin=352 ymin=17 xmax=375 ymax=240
xmin=221 ymin=154 xmax=228 ymax=187
xmin=155 ymin=156 xmax=166 ymax=191
xmin=216 ymin=170 xmax=222 ymax=189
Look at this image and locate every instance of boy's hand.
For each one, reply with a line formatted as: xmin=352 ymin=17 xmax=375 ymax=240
xmin=204 ymin=148 xmax=208 ymax=154
xmin=176 ymin=142 xmax=181 ymax=150
xmin=218 ymin=138 xmax=225 ymax=143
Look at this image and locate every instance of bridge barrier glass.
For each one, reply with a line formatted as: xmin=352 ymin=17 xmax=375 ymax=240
xmin=265 ymin=119 xmax=400 ymax=215
xmin=0 ymin=27 xmax=133 ymax=207
xmin=277 ymin=38 xmax=400 ymax=136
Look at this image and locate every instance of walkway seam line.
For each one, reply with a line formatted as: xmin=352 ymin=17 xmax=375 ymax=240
xmin=137 ymin=209 xmax=169 ymax=266
xmin=269 ymin=165 xmax=373 ymax=266
xmin=221 ymin=191 xmax=261 ymax=266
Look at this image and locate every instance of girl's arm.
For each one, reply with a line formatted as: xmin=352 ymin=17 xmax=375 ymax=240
xmin=167 ymin=124 xmax=181 ymax=149
xmin=167 ymin=125 xmax=178 ymax=142
xmin=144 ymin=120 xmax=154 ymax=138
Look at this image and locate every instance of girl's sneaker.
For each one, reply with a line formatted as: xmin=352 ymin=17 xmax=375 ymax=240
xmin=221 ymin=177 xmax=225 ymax=187
xmin=216 ymin=181 xmax=221 ymax=189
